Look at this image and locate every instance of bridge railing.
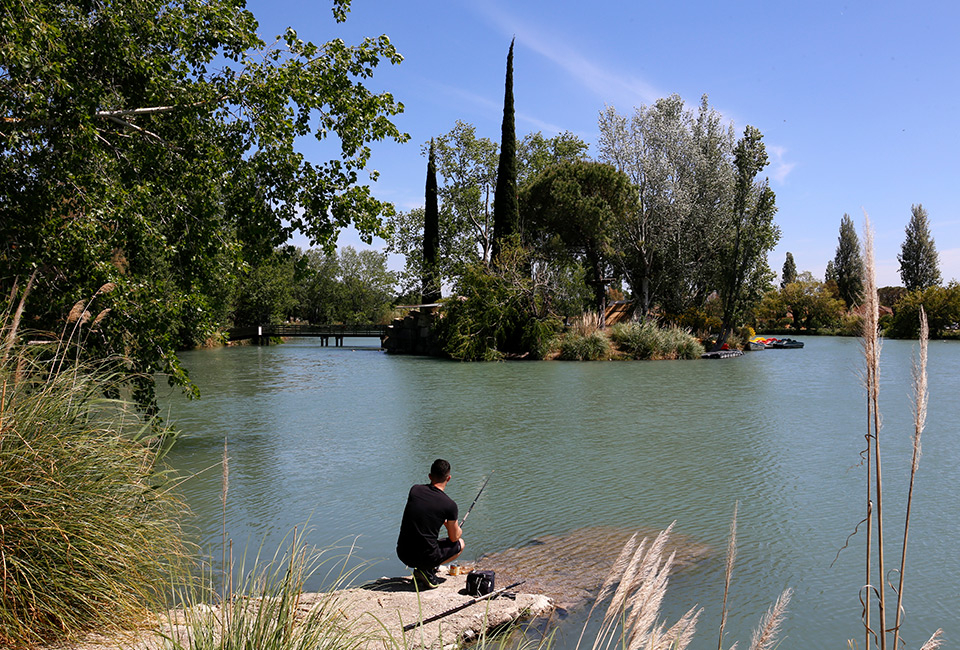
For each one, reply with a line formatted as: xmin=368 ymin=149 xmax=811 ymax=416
xmin=226 ymin=324 xmax=388 ymax=341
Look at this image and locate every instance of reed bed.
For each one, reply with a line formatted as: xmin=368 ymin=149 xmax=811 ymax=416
xmin=562 ymin=518 xmax=791 ymax=650
xmin=558 ymin=330 xmax=612 ymax=361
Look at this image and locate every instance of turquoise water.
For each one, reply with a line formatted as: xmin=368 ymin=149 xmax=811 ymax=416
xmin=160 ymin=336 xmax=960 ymax=649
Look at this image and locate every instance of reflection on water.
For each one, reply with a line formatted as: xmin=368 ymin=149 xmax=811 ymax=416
xmin=160 ymin=337 xmax=960 ymax=650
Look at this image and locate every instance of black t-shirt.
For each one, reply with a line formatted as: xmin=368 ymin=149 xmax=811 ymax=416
xmin=396 ymin=484 xmax=458 ymax=568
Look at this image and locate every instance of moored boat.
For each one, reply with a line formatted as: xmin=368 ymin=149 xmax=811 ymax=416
xmin=768 ymin=338 xmax=804 ymax=349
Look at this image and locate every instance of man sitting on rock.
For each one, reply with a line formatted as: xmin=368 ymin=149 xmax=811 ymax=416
xmin=396 ymin=458 xmax=465 ymax=590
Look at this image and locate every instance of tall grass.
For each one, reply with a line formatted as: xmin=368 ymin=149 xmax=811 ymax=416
xmin=0 ymin=286 xmax=188 ymax=648
xmin=558 ymin=330 xmax=612 ymax=361
xmin=165 ymin=531 xmax=369 ymax=650
xmin=564 ymin=520 xmax=790 ymax=650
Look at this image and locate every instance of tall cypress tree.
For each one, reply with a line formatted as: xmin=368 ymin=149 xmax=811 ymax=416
xmin=492 ymin=38 xmax=519 ymax=262
xmin=422 ymin=139 xmax=441 ymax=303
xmin=834 ymin=213 xmax=864 ymax=308
xmin=898 ymin=203 xmax=941 ymax=291
xmin=781 ymin=252 xmax=797 ymax=288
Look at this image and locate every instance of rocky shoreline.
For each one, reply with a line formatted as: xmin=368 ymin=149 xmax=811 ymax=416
xmin=45 ymin=526 xmax=711 ymax=650
xmin=44 ymin=572 xmax=551 ymax=650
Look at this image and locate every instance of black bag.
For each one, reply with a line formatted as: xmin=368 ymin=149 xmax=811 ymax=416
xmin=465 ymin=570 xmax=495 ymax=597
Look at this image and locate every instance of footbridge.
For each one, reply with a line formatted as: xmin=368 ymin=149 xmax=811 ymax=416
xmin=227 ymin=324 xmax=388 ymax=347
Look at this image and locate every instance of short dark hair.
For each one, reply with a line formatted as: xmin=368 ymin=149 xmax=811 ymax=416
xmin=430 ymin=458 xmax=451 ymax=482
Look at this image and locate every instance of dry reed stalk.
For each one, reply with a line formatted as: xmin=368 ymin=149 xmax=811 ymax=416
xmin=573 ymin=312 xmax=601 ymax=337
xmin=624 ymin=546 xmax=674 ymax=628
xmin=624 ymin=549 xmax=677 ymax=650
xmin=747 ymin=588 xmax=792 ymax=650
xmin=892 ymin=306 xmax=929 ymax=650
xmin=67 ymin=299 xmax=86 ymax=323
xmin=661 ymin=606 xmax=701 ymax=650
xmin=593 ymin=524 xmax=686 ymax=650
xmin=718 ymin=501 xmax=739 ymax=650
xmin=57 ymin=283 xmax=119 ymax=372
xmin=221 ymin=434 xmax=230 ymax=636
xmin=861 ymin=214 xmax=883 ymax=649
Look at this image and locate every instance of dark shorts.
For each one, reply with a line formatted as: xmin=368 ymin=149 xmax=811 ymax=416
xmin=398 ymin=538 xmax=461 ymax=570
xmin=436 ymin=538 xmax=462 ymax=565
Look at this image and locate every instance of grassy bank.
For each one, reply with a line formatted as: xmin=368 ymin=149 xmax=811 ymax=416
xmin=556 ymin=316 xmax=705 ymax=361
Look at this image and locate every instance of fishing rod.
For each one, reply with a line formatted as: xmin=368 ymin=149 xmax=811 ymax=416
xmin=402 ymin=580 xmax=526 ymax=631
xmin=459 ymin=470 xmax=494 ymax=527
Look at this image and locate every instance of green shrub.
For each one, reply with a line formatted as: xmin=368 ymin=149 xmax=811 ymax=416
xmin=523 ymin=317 xmax=563 ymax=360
xmin=610 ymin=321 xmax=661 ymax=359
xmin=436 ymin=244 xmax=557 ymax=360
xmin=559 ymin=330 xmax=612 ymax=360
xmin=886 ymin=282 xmax=960 ymax=339
xmin=664 ymin=326 xmax=706 ymax=359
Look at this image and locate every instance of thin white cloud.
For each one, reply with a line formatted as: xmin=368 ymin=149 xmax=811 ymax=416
xmin=426 ymin=80 xmax=501 ymax=116
xmin=767 ymin=145 xmax=796 ymax=184
xmin=470 ymin=2 xmax=663 ymax=107
xmin=423 ymin=79 xmax=578 ymax=136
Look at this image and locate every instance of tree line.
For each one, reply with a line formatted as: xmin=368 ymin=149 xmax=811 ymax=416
xmin=762 ymin=204 xmax=953 ymax=338
xmin=3 ymin=0 xmax=950 ymax=406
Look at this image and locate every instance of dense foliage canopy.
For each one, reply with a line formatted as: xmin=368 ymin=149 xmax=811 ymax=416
xmin=780 ymin=252 xmax=797 ymax=288
xmin=385 ymin=124 xmax=588 ymax=295
xmin=521 ymin=161 xmax=637 ymax=317
xmin=1 ymin=0 xmax=406 ymax=402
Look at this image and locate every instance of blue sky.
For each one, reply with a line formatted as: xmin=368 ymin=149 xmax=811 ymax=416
xmin=250 ymin=0 xmax=960 ymax=288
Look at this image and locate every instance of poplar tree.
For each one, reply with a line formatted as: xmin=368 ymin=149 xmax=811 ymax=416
xmin=781 ymin=252 xmax=797 ymax=287
xmin=422 ymin=139 xmax=441 ymax=303
xmin=714 ymin=126 xmax=780 ymax=349
xmin=492 ymin=38 xmax=519 ymax=262
xmin=834 ymin=214 xmax=864 ymax=307
xmin=898 ymin=204 xmax=941 ymax=290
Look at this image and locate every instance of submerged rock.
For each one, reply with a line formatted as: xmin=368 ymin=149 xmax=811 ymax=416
xmin=475 ymin=525 xmax=712 ymax=611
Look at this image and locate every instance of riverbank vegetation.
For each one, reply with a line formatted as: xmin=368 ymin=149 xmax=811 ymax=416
xmin=0 ymin=295 xmax=187 ymax=648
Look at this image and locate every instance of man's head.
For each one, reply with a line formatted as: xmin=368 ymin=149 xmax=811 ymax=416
xmin=429 ymin=458 xmax=451 ymax=484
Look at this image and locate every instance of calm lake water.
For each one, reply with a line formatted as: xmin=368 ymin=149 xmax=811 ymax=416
xmin=160 ymin=336 xmax=960 ymax=650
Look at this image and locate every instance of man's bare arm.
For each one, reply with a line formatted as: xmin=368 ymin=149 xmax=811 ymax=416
xmin=444 ymin=519 xmax=462 ymax=542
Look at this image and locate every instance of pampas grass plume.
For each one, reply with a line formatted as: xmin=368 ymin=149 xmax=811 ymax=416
xmin=91 ymin=309 xmax=111 ymax=329
xmin=67 ymin=300 xmax=86 ymax=323
xmin=748 ymin=588 xmax=792 ymax=650
xmin=919 ymin=629 xmax=943 ymax=650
